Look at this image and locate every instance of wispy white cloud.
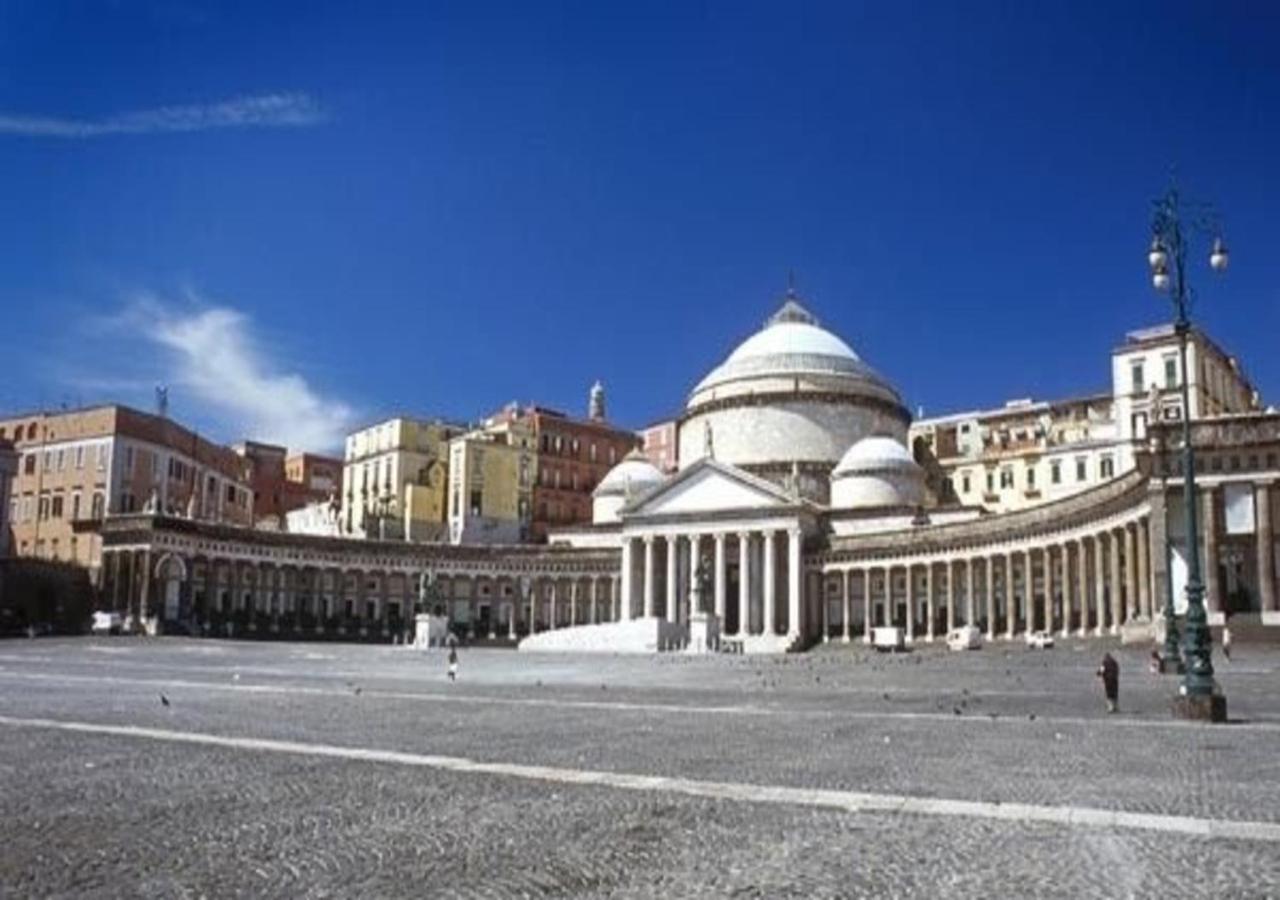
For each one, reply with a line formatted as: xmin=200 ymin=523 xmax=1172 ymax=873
xmin=0 ymin=92 xmax=326 ymax=138
xmin=103 ymin=293 xmax=356 ymax=452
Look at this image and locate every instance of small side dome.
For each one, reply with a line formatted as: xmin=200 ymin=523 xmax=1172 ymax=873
xmin=593 ymin=450 xmax=665 ymax=524
xmin=831 ymin=435 xmax=925 ymax=509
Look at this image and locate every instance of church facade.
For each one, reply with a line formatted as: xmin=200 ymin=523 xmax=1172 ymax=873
xmin=85 ymin=290 xmax=1280 ymax=652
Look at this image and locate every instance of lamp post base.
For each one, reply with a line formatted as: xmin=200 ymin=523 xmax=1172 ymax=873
xmin=1172 ymin=694 xmax=1227 ymax=723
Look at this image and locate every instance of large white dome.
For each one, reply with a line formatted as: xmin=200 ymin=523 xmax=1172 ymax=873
xmin=690 ymin=299 xmax=900 ymax=403
xmin=677 ymin=288 xmax=911 ymax=504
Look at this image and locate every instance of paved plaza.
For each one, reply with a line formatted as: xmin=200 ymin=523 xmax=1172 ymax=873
xmin=1 ymin=638 xmax=1279 ymax=898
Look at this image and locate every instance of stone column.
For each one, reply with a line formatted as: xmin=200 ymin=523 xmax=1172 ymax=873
xmin=863 ymin=568 xmax=873 ymax=644
xmin=1023 ymin=549 xmax=1034 ymax=635
xmin=1076 ymin=539 xmax=1088 ymax=636
xmin=612 ymin=574 xmax=621 ymax=621
xmin=1109 ymin=529 xmax=1122 ymax=634
xmin=1124 ymin=524 xmax=1138 ymax=625
xmin=620 ymin=538 xmax=634 ymax=621
xmin=821 ymin=574 xmax=830 ymax=642
xmin=665 ymin=535 xmax=678 ymax=624
xmin=1004 ymin=552 xmax=1016 ymax=639
xmin=738 ymin=532 xmax=751 ymax=636
xmin=964 ymin=558 xmax=975 ymax=627
xmin=1258 ymin=483 xmax=1276 ymax=616
xmin=1094 ymin=535 xmax=1107 ymax=635
xmin=642 ymin=536 xmax=655 ymax=618
xmin=1203 ymin=487 xmax=1220 ymax=618
xmin=905 ymin=564 xmax=915 ymax=644
xmin=589 ymin=578 xmax=598 ymax=624
xmin=714 ymin=533 xmax=727 ymax=620
xmin=945 ymin=559 xmax=956 ymax=635
xmin=139 ymin=549 xmax=153 ymax=623
xmin=508 ymin=582 xmax=518 ymax=639
xmin=925 ymin=562 xmax=936 ymax=641
xmin=787 ymin=528 xmax=802 ymax=640
xmin=842 ymin=569 xmax=852 ymax=643
xmin=1058 ymin=544 xmax=1071 ymax=638
xmin=547 ymin=580 xmax=558 ymax=629
xmin=687 ymin=534 xmax=700 ymax=620
xmin=1137 ymin=519 xmax=1152 ymax=619
xmin=984 ymin=557 xmax=996 ymax=640
xmin=762 ymin=530 xmax=777 ymax=636
xmin=1043 ymin=547 xmax=1054 ymax=634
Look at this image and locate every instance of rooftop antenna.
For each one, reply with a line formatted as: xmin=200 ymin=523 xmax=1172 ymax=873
xmin=155 ymin=385 xmax=169 ymax=419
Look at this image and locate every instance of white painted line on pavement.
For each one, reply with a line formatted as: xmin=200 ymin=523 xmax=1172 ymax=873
xmin=1 ymin=712 xmax=1278 ymax=844
xmin=4 ymin=669 xmax=1280 ymax=733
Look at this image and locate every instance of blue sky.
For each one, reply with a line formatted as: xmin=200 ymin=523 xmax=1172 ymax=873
xmin=2 ymin=1 xmax=1277 ymax=451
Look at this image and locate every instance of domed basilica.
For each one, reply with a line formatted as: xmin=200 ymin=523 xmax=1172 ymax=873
xmin=94 ymin=281 xmax=1278 ymax=655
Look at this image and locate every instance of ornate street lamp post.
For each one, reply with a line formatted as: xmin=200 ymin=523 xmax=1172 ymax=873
xmin=1147 ymin=180 xmax=1229 ymax=720
xmin=1155 ymin=425 xmax=1182 ymax=672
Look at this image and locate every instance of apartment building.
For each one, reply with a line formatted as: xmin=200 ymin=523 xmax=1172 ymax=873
xmin=447 ymin=425 xmax=535 ymax=544
xmin=911 ymin=324 xmax=1263 ymax=514
xmin=342 ymin=416 xmax=465 ymax=540
xmin=0 ymin=439 xmax=16 ymax=557
xmin=0 ymin=405 xmax=253 ymax=568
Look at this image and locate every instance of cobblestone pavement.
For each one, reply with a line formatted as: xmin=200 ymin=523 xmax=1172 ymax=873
xmin=1 ymin=637 xmax=1278 ymax=898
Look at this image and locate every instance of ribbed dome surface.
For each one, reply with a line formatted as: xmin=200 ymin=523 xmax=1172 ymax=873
xmin=593 ymin=451 xmax=665 ymax=498
xmin=833 ymin=435 xmax=920 ymax=477
xmin=690 ymin=297 xmax=899 ymax=403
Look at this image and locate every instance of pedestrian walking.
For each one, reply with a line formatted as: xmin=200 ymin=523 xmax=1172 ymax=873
xmin=1096 ymin=652 xmax=1119 ymax=713
xmin=447 ymin=646 xmax=459 ymax=682
xmin=1222 ymin=623 xmax=1233 ymax=661
xmin=1148 ymin=648 xmax=1161 ymax=675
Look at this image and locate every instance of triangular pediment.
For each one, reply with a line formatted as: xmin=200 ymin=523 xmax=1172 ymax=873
xmin=621 ymin=458 xmax=795 ymax=517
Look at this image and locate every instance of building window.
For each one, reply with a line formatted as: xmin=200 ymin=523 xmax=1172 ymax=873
xmin=590 ymin=443 xmax=598 ymax=462
xmin=1076 ymin=458 xmax=1087 ymax=482
xmin=985 ymin=472 xmax=994 ymax=493
xmin=51 ymin=494 xmax=64 ymax=518
xmin=1026 ymin=466 xmax=1036 ymax=488
xmin=75 ymin=446 xmax=84 ymax=469
xmin=43 ymin=450 xmax=53 ymax=471
xmin=23 ymin=454 xmax=35 ymax=475
xmin=71 ymin=492 xmax=82 ymax=520
xmin=124 ymin=447 xmax=134 ymax=473
xmin=999 ymin=468 xmax=1013 ymax=489
xmin=469 ymin=489 xmax=482 ymax=516
xmin=97 ymin=444 xmax=108 ymax=471
xmin=56 ymin=449 xmax=66 ymax=471
xmin=1100 ymin=456 xmax=1114 ymax=479
xmin=1051 ymin=461 xmax=1061 ymax=484
xmin=961 ymin=474 xmax=970 ymax=494
xmin=1164 ymin=356 xmax=1178 ymax=389
xmin=91 ymin=492 xmax=104 ymax=519
xmin=1130 ymin=361 xmax=1144 ymax=394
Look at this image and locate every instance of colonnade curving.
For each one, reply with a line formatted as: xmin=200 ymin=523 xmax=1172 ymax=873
xmin=97 ymin=548 xmax=621 ymax=641
xmin=819 ymin=516 xmax=1155 ymax=643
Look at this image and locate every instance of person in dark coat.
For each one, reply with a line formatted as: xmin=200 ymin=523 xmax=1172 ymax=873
xmin=1097 ymin=652 xmax=1119 ymax=713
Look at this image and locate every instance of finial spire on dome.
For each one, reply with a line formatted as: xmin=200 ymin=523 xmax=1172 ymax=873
xmin=767 ymin=272 xmax=818 ymax=327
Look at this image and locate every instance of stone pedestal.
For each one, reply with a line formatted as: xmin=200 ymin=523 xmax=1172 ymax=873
xmin=1172 ymin=693 xmax=1227 ymax=723
xmin=686 ymin=611 xmax=720 ymax=654
xmin=413 ymin=613 xmax=435 ymax=649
